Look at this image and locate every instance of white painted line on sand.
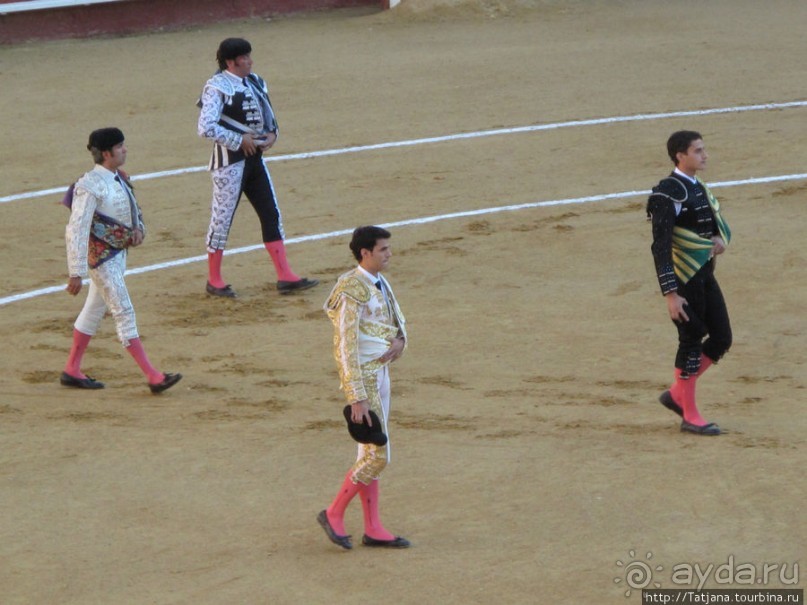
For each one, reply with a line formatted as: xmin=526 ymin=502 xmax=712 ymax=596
xmin=2 ymin=172 xmax=804 ymax=307
xmin=2 ymin=100 xmax=805 ymax=204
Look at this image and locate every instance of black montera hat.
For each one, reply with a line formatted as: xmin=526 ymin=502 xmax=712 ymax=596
xmin=343 ymin=405 xmax=388 ymax=446
xmin=87 ymin=127 xmax=124 ymax=152
xmin=217 ymin=37 xmax=252 ymax=65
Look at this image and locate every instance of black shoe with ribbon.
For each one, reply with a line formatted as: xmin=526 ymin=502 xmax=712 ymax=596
xmin=206 ymin=282 xmax=237 ymax=298
xmin=149 ymin=372 xmax=183 ymax=395
xmin=277 ymin=278 xmax=319 ymax=295
xmin=60 ymin=372 xmax=105 ymax=390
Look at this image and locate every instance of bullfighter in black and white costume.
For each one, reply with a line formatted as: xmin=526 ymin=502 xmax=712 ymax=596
xmin=197 ymin=37 xmax=318 ymax=298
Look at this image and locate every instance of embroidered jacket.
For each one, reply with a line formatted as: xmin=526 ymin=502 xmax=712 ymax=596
xmin=66 ymin=165 xmax=144 ymax=277
xmin=646 ymin=173 xmax=730 ymax=294
xmin=324 ymin=268 xmax=407 ymax=403
xmin=197 ymin=70 xmax=278 ymax=170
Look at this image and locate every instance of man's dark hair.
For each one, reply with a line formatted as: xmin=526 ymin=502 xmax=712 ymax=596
xmin=216 ymin=38 xmax=252 ymax=70
xmin=87 ymin=127 xmax=124 ymax=164
xmin=350 ymin=226 xmax=391 ymax=261
xmin=667 ymin=130 xmax=702 ymax=164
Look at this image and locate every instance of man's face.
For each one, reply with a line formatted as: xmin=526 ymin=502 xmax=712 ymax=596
xmin=226 ymin=54 xmax=253 ymax=78
xmin=676 ymin=138 xmax=708 ymax=175
xmin=102 ymin=142 xmax=127 ymax=169
xmin=360 ymin=238 xmax=392 ymax=275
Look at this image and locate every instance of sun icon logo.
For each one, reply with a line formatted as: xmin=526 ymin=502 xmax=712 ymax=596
xmin=614 ymin=550 xmax=664 ymax=597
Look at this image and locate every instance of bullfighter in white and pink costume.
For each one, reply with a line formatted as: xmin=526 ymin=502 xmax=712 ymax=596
xmin=61 ymin=127 xmax=181 ymax=394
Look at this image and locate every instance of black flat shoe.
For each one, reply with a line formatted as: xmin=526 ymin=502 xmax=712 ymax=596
xmin=277 ymin=278 xmax=319 ymax=295
xmin=206 ymin=282 xmax=237 ymax=298
xmin=361 ymin=534 xmax=411 ymax=548
xmin=680 ymin=420 xmax=721 ymax=436
xmin=317 ymin=510 xmax=352 ymax=550
xmin=659 ymin=390 xmax=683 ymax=417
xmin=60 ymin=372 xmax=104 ymax=389
xmin=149 ymin=372 xmax=182 ymax=394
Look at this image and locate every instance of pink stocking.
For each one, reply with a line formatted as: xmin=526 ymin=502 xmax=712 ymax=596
xmin=64 ymin=329 xmax=92 ymax=378
xmin=697 ymin=354 xmax=713 ymax=377
xmin=359 ymin=479 xmax=395 ymax=541
xmin=669 ymin=355 xmax=713 ymax=404
xmin=326 ymin=471 xmax=362 ymax=536
xmin=674 ymin=370 xmax=708 ymax=426
xmin=264 ymin=240 xmax=300 ymax=282
xmin=208 ymin=250 xmax=226 ymax=288
xmin=125 ymin=337 xmax=164 ymax=384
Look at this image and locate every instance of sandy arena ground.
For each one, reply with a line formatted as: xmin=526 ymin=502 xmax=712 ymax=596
xmin=0 ymin=1 xmax=804 ymax=603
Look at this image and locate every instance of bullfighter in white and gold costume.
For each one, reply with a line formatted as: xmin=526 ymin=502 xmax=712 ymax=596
xmin=317 ymin=226 xmax=411 ymax=550
xmin=61 ymin=127 xmax=181 ymax=394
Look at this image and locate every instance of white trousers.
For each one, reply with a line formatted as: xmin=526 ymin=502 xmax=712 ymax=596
xmin=74 ymin=252 xmax=138 ymax=347
xmin=352 ymin=365 xmax=392 ymax=484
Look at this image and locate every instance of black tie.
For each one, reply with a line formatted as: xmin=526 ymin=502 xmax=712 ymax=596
xmin=375 ymin=280 xmax=382 ymax=290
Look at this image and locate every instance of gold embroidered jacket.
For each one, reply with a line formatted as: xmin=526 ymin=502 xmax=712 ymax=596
xmin=324 ymin=268 xmax=407 ymax=403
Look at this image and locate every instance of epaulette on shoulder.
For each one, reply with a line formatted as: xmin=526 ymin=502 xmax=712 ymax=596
xmin=650 ymin=176 xmax=688 ymax=204
xmin=206 ymin=72 xmax=236 ymax=97
xmin=327 ymin=271 xmax=371 ymax=307
xmin=75 ymin=170 xmax=106 ymax=198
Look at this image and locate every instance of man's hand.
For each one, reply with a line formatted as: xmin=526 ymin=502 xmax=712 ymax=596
xmin=379 ymin=336 xmax=405 ymax=364
xmin=350 ymin=400 xmax=372 ymax=425
xmin=710 ymin=236 xmax=726 ymax=258
xmin=257 ymin=131 xmax=277 ymax=150
xmin=665 ymin=291 xmax=689 ymax=322
xmin=240 ymin=133 xmax=258 ymax=156
xmin=131 ymin=228 xmax=144 ymax=247
xmin=66 ymin=276 xmax=83 ymax=296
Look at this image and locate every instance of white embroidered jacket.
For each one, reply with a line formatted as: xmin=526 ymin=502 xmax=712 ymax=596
xmin=65 ymin=165 xmax=144 ymax=278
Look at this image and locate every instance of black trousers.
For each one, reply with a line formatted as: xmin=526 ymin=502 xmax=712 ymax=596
xmin=240 ymin=154 xmax=283 ymax=243
xmin=673 ymin=260 xmax=732 ymax=376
